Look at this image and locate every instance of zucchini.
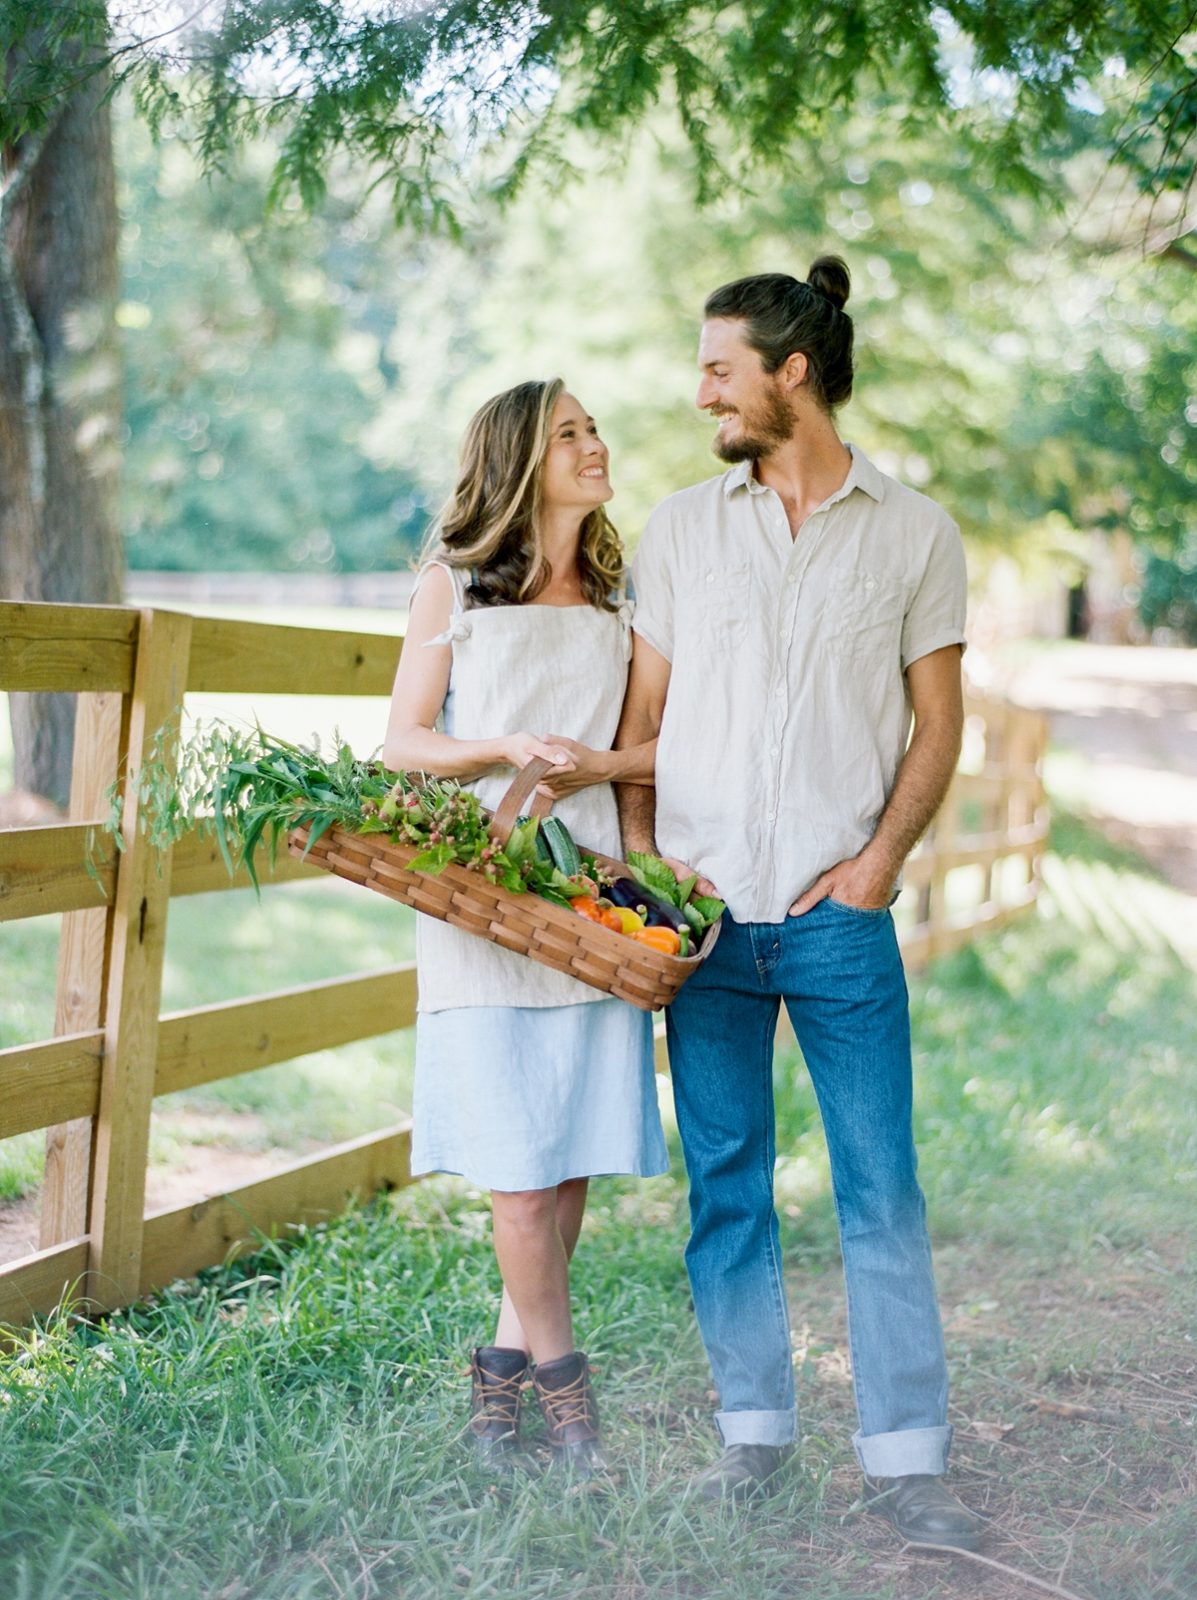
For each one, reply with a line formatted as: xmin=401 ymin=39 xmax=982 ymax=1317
xmin=539 ymin=815 xmax=582 ymax=877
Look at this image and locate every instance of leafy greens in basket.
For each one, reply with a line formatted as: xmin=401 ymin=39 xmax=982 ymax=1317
xmin=93 ymin=720 xmax=725 ymax=934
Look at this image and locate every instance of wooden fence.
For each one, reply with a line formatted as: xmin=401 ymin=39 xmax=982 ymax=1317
xmin=0 ymin=601 xmax=1048 ymax=1329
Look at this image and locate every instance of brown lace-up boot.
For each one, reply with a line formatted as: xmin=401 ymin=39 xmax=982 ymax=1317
xmin=468 ymin=1345 xmax=529 ymax=1472
xmin=532 ymin=1351 xmax=607 ymax=1480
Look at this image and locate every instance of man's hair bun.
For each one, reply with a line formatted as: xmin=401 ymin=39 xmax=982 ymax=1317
xmin=806 ymin=255 xmax=850 ymax=312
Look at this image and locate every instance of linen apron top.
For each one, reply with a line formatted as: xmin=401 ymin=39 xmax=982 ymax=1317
xmin=414 ymin=562 xmax=633 ymax=1012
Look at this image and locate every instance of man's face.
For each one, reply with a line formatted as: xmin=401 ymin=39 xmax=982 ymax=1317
xmin=696 ymin=318 xmax=794 ymax=462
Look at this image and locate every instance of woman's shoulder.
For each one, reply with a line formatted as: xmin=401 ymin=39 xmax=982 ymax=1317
xmin=416 ymin=560 xmax=469 ymax=607
xmin=406 ymin=561 xmax=468 ymax=650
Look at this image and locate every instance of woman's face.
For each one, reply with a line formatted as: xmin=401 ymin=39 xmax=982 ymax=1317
xmin=539 ymin=392 xmax=612 ymax=516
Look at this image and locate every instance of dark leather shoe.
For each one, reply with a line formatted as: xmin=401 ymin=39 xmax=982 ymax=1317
xmin=862 ymin=1474 xmax=983 ymax=1551
xmin=532 ymin=1351 xmax=609 ymax=1482
xmin=468 ymin=1345 xmax=529 ymax=1473
xmin=691 ymin=1443 xmax=792 ymax=1502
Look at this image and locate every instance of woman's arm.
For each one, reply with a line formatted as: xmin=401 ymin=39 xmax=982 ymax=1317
xmin=383 ymin=565 xmax=575 ymax=780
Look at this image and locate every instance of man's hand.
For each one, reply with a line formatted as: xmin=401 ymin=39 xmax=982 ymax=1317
xmin=788 ymin=851 xmax=894 ymax=917
xmin=661 ymin=856 xmax=721 ymax=900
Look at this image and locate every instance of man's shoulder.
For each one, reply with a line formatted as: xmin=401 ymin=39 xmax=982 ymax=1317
xmin=645 ymin=471 xmax=734 ymax=533
xmin=869 ymin=462 xmax=960 ymax=540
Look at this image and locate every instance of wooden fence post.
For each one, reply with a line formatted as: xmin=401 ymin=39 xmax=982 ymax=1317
xmin=40 ymin=690 xmax=128 ymax=1248
xmin=86 ymin=609 xmax=191 ymax=1309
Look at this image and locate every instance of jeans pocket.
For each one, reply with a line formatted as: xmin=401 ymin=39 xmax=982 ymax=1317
xmin=825 ymin=896 xmax=890 ymax=918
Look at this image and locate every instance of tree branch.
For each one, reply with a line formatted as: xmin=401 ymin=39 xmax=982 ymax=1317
xmin=897 ymin=1538 xmax=1096 ymax=1600
xmin=0 ymin=123 xmax=51 ymax=219
xmin=1159 ymin=239 xmax=1197 ymax=272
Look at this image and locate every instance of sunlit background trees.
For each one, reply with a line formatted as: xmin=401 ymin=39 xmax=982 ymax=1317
xmin=3 ymin=2 xmax=1195 ymax=799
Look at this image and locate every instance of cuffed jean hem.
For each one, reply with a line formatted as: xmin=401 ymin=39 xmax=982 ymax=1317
xmin=853 ymin=1424 xmax=952 ymax=1478
xmin=716 ymin=1408 xmax=798 ymax=1448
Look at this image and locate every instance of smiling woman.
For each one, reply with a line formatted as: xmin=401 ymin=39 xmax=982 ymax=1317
xmin=414 ymin=378 xmax=624 ymax=613
xmin=377 ymin=377 xmax=665 ymax=1482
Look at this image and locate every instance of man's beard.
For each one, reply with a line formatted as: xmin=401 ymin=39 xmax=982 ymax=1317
xmin=710 ymin=388 xmax=793 ymax=462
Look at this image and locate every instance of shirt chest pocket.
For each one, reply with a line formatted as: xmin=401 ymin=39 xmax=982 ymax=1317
xmin=827 ymin=570 xmax=906 ymax=659
xmin=679 ymin=562 xmax=752 ymax=649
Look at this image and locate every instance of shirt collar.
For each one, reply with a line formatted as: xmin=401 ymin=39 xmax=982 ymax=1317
xmin=721 ymin=443 xmax=885 ymax=504
xmin=721 ymin=458 xmax=761 ymax=496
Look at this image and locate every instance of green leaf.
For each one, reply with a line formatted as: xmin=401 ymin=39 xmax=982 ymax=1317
xmin=503 ymin=816 xmax=541 ymax=867
xmin=408 ymin=842 xmax=454 ymax=874
xmin=689 ymin=894 xmax=726 ymax=929
xmin=626 ymin=850 xmax=681 ymax=904
xmin=237 ymin=809 xmax=273 ymax=895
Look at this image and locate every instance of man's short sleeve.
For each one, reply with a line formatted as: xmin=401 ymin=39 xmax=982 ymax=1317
xmin=629 ymin=505 xmax=675 ymax=662
xmin=901 ymin=514 xmax=968 ymax=671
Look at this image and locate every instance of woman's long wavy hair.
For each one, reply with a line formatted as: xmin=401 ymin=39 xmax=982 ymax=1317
xmin=423 ymin=378 xmax=624 ymax=611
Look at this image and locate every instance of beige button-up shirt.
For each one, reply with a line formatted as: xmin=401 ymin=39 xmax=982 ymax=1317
xmin=631 ymin=446 xmax=967 ymax=923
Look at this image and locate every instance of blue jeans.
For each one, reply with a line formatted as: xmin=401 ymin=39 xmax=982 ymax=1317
xmin=666 ymin=899 xmax=952 ymax=1477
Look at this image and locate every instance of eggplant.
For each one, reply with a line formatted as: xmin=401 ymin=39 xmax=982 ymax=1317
xmin=607 ymin=876 xmax=691 ymax=935
xmin=605 ymin=876 xmax=647 ymax=911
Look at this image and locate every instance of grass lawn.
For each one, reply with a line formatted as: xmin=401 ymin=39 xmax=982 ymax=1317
xmin=0 ymin=799 xmax=1194 ymax=1600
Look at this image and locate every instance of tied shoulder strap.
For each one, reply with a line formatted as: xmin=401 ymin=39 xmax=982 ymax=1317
xmin=422 ymin=561 xmax=473 ymax=647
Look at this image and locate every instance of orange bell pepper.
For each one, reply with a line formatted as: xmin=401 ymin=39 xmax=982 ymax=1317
xmin=571 ymin=896 xmax=622 ymax=932
xmin=630 ymin=925 xmax=681 ymax=956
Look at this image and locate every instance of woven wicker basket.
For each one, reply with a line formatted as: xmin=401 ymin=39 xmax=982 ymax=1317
xmin=287 ymin=756 xmax=719 ymax=1011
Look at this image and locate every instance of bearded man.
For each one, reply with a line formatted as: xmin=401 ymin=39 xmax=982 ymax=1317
xmin=616 ymin=258 xmax=983 ymax=1550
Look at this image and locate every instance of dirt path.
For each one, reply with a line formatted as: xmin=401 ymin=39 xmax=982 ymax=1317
xmin=997 ymin=643 xmax=1197 ymax=897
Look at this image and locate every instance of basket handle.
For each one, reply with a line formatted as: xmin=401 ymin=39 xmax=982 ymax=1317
xmin=489 ymin=756 xmax=554 ymax=846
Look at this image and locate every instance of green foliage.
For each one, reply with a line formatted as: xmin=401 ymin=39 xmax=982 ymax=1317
xmin=626 ymin=850 xmax=724 ymax=933
xmin=100 ymin=719 xmax=604 ymax=908
xmin=1138 ymin=539 xmax=1197 ymax=642
xmin=347 ymin=104 xmax=1195 ymax=561
xmin=3 ymin=1 xmax=1194 ymax=221
xmin=1006 ymin=255 xmax=1197 ymax=562
xmin=8 ymin=10 xmax=1192 ymax=583
xmin=116 ymin=114 xmax=429 ymax=572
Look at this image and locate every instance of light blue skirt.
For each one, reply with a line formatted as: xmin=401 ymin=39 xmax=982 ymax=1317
xmin=411 ymin=999 xmax=668 ymax=1191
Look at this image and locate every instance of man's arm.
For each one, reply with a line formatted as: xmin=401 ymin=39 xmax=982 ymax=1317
xmin=788 ymin=644 xmax=964 ymax=915
xmin=614 ymin=633 xmax=672 ymax=854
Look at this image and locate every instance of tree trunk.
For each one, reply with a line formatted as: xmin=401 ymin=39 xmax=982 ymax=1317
xmin=1 ymin=47 xmax=124 ymax=806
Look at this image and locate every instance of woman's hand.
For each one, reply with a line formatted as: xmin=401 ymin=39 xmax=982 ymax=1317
xmin=501 ymin=732 xmax=578 ymax=776
xmin=532 ymin=736 xmax=613 ymax=799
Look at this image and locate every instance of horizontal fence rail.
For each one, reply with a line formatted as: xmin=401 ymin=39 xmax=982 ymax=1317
xmin=0 ymin=599 xmax=1047 ymax=1329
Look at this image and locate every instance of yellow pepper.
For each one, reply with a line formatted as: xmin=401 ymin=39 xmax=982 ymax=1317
xmin=610 ymin=905 xmax=645 ymax=935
